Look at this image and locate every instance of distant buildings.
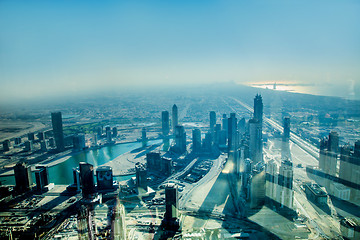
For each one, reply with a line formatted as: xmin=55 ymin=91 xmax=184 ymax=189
xmin=51 ymin=112 xmax=65 ymax=151
xmin=162 ymin=111 xmax=170 ymax=136
xmin=172 ymin=104 xmax=178 ymax=132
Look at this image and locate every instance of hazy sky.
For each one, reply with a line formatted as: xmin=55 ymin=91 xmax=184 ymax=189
xmin=1 ymin=0 xmax=359 ymax=102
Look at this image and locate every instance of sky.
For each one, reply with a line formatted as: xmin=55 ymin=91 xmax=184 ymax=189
xmin=1 ymin=0 xmax=359 ymax=102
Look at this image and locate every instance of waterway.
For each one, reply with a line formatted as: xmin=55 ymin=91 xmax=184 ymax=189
xmin=0 ymin=139 xmax=162 ymax=186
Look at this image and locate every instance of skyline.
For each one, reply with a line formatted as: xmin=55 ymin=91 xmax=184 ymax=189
xmin=1 ymin=0 xmax=359 ymax=102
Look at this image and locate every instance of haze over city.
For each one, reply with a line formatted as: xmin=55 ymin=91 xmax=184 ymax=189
xmin=1 ymin=0 xmax=359 ymax=102
xmin=1 ymin=1 xmax=360 ymax=240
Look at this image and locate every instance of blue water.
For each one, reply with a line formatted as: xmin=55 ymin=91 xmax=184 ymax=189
xmin=1 ymin=140 xmax=162 ymax=185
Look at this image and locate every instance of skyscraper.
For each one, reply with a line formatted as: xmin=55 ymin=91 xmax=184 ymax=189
xmin=165 ymin=183 xmax=179 ymax=223
xmin=162 ymin=111 xmax=170 ymax=136
xmin=253 ymin=94 xmax=263 ymax=125
xmin=192 ymin=128 xmax=201 ymax=153
xmin=172 ymin=104 xmax=178 ymax=132
xmin=265 ymin=160 xmax=278 ymax=203
xmin=282 ymin=117 xmax=291 ymax=160
xmin=209 ymin=111 xmax=216 ymax=132
xmin=278 ymin=160 xmax=293 ymax=209
xmin=79 ymin=162 xmax=96 ymax=197
xmin=228 ymin=113 xmax=237 ymax=151
xmin=249 ymin=119 xmax=263 ymax=164
xmin=51 ymin=112 xmax=65 ymax=151
xmin=14 ymin=162 xmax=32 ymax=193
xmin=174 ymin=125 xmax=186 ymax=154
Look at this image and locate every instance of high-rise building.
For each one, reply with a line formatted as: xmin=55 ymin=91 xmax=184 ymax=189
xmin=249 ymin=119 xmax=263 ymax=164
xmin=238 ymin=117 xmax=246 ymax=135
xmin=209 ymin=111 xmax=216 ymax=132
xmin=106 ymin=127 xmax=112 ymax=143
xmin=174 ymin=125 xmax=186 ymax=154
xmin=228 ymin=113 xmax=237 ymax=151
xmin=339 ymin=141 xmax=360 ymax=201
xmin=73 ymin=134 xmax=86 ymax=150
xmin=14 ymin=162 xmax=32 ymax=193
xmin=2 ymin=140 xmax=10 ymax=152
xmin=165 ymin=183 xmax=179 ymax=221
xmin=73 ymin=167 xmax=81 ymax=192
xmin=254 ymin=94 xmax=263 ymax=125
xmin=141 ymin=127 xmax=147 ymax=148
xmin=222 ymin=114 xmax=228 ymax=133
xmin=172 ymin=104 xmax=178 ymax=132
xmin=24 ymin=140 xmax=33 ymax=152
xmin=79 ymin=162 xmax=96 ymax=197
xmin=192 ymin=128 xmax=201 ymax=153
xmin=162 ymin=111 xmax=170 ymax=136
xmin=250 ymin=164 xmax=266 ymax=209
xmin=278 ymin=160 xmax=293 ymax=209
xmin=318 ymin=132 xmax=339 ymax=189
xmin=77 ymin=205 xmax=95 ymax=240
xmin=51 ymin=112 xmax=65 ymax=151
xmin=96 ymin=166 xmax=113 ymax=190
xmin=112 ymin=127 xmax=118 ymax=138
xmin=265 ymin=160 xmax=278 ymax=203
xmin=37 ymin=132 xmax=45 ymax=141
xmin=27 ymin=132 xmax=35 ymax=141
xmin=34 ymin=166 xmax=49 ymax=192
xmin=282 ymin=117 xmax=291 ymax=160
xmin=135 ymin=162 xmax=147 ymax=191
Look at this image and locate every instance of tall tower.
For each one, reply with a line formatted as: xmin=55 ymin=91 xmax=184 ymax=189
xmin=227 ymin=113 xmax=237 ymax=151
xmin=249 ymin=119 xmax=263 ymax=164
xmin=174 ymin=125 xmax=186 ymax=154
xmin=51 ymin=112 xmax=64 ymax=151
xmin=172 ymin=104 xmax=178 ymax=132
xmin=282 ymin=117 xmax=291 ymax=160
xmin=162 ymin=111 xmax=170 ymax=136
xmin=209 ymin=111 xmax=216 ymax=132
xmin=192 ymin=128 xmax=201 ymax=153
xmin=253 ymin=94 xmax=263 ymax=125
